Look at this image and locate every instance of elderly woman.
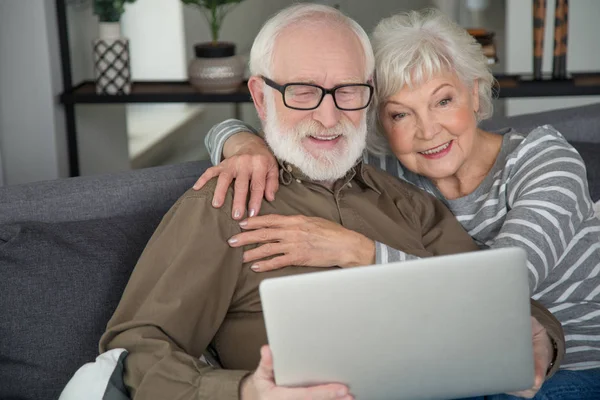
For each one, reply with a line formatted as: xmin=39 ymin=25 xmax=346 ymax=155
xmin=193 ymin=9 xmax=600 ymax=400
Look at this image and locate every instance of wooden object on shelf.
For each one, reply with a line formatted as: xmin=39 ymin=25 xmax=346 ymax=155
xmin=561 ymin=0 xmax=569 ymax=77
xmin=552 ymin=0 xmax=569 ymax=79
xmin=468 ymin=29 xmax=498 ymax=65
xmin=533 ymin=0 xmax=547 ymax=80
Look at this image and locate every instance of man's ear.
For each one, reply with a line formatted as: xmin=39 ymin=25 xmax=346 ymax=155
xmin=248 ymin=76 xmax=267 ymax=121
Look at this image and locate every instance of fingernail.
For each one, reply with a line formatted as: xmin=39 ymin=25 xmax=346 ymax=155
xmin=227 ymin=238 xmax=238 ymax=245
xmin=239 ymin=220 xmax=248 ymax=227
xmin=233 ymin=209 xmax=241 ymax=219
xmin=249 ymin=209 xmax=256 ymax=217
xmin=336 ymin=389 xmax=348 ymax=397
xmin=251 ymin=264 xmax=260 ymax=272
xmin=212 ymin=199 xmax=219 ymax=207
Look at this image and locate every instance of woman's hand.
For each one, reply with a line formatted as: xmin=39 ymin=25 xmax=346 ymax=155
xmin=507 ymin=316 xmax=554 ymax=398
xmin=227 ymin=215 xmax=376 ymax=271
xmin=193 ymin=133 xmax=279 ymax=220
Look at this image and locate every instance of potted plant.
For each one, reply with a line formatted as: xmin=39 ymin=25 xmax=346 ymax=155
xmin=93 ymin=0 xmax=137 ymax=22
xmin=92 ymin=0 xmax=137 ymax=94
xmin=182 ymin=0 xmax=246 ymax=93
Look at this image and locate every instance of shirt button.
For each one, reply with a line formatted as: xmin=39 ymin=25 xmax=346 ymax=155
xmin=295 ymin=179 xmax=302 ymax=184
xmin=286 ymin=165 xmax=293 ymax=172
xmin=347 ymin=182 xmax=353 ymax=188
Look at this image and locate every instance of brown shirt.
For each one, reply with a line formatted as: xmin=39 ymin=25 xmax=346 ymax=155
xmin=99 ymin=161 xmax=563 ymax=399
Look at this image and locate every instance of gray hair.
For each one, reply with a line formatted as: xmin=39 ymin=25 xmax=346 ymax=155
xmin=367 ymin=8 xmax=495 ymax=155
xmin=249 ymin=3 xmax=375 ymax=81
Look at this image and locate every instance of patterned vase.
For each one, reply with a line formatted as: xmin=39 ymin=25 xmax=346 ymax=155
xmin=93 ymin=22 xmax=132 ymax=95
xmin=188 ymin=42 xmax=244 ymax=94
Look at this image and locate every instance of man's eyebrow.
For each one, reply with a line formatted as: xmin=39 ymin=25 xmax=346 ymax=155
xmin=287 ymin=77 xmax=365 ymax=85
xmin=338 ymin=77 xmax=365 ymax=84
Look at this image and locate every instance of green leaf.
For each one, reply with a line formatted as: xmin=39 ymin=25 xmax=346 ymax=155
xmin=180 ymin=0 xmax=245 ymax=42
xmin=93 ymin=0 xmax=137 ymax=22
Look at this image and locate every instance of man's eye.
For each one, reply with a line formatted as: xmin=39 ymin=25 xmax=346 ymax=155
xmin=338 ymin=89 xmax=358 ymax=96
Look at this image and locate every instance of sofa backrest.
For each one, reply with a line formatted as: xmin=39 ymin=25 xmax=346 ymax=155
xmin=480 ymin=102 xmax=600 ymax=144
xmin=0 ymin=160 xmax=211 ymax=224
xmin=481 ymin=102 xmax=600 ymax=201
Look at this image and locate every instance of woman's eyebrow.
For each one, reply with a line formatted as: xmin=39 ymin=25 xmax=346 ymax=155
xmin=431 ymin=83 xmax=452 ymax=95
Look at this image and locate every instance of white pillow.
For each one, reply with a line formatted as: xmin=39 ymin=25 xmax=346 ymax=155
xmin=59 ymin=348 xmax=128 ymax=400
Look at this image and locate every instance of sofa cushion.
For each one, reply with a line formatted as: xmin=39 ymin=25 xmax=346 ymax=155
xmin=0 ymin=214 xmax=162 ymax=400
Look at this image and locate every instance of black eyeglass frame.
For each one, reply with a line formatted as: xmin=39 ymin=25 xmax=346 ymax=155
xmin=262 ymin=76 xmax=374 ymax=111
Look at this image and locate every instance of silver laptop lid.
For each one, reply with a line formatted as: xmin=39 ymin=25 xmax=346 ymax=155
xmin=259 ymin=247 xmax=534 ymax=400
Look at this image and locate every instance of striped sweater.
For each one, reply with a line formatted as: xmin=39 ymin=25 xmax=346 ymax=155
xmin=205 ymin=120 xmax=600 ymax=370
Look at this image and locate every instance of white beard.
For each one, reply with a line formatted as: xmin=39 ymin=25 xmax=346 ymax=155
xmin=263 ymin=89 xmax=367 ymax=182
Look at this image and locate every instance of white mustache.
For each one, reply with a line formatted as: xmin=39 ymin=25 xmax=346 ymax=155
xmin=294 ymin=120 xmax=348 ymax=139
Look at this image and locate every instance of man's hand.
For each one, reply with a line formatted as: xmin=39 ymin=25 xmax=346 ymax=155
xmin=508 ymin=316 xmax=554 ymax=398
xmin=241 ymin=345 xmax=353 ymax=400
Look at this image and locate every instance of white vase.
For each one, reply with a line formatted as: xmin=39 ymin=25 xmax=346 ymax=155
xmin=93 ymin=22 xmax=132 ymax=95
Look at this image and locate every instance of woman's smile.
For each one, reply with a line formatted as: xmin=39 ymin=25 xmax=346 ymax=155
xmin=418 ymin=140 xmax=453 ymax=158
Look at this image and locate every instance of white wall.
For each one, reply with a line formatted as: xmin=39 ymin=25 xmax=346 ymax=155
xmin=65 ymin=2 xmax=132 ymax=176
xmin=121 ymin=0 xmax=187 ymax=80
xmin=0 ymin=0 xmax=69 ymax=185
xmin=505 ymin=0 xmax=600 ymax=116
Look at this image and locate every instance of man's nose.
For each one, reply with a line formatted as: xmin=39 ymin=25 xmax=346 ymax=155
xmin=312 ymin=94 xmax=341 ymax=129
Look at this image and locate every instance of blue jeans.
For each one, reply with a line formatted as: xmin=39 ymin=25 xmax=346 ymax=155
xmin=456 ymin=368 xmax=600 ymax=400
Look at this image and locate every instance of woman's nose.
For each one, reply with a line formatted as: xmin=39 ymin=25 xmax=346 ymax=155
xmin=417 ymin=116 xmax=441 ymax=140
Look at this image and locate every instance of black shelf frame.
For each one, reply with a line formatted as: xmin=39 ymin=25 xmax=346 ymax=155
xmin=60 ymin=81 xmax=253 ymax=104
xmin=56 ymin=0 xmax=79 ymax=176
xmin=55 ymin=0 xmax=600 ymax=177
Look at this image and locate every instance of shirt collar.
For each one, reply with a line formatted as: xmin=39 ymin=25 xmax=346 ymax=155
xmin=276 ymin=158 xmax=381 ymax=194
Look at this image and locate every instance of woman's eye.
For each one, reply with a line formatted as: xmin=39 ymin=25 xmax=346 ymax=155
xmin=438 ymin=98 xmax=452 ymax=106
xmin=392 ymin=112 xmax=407 ymax=121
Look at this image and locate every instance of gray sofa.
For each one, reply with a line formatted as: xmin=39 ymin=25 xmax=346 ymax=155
xmin=1 ymin=103 xmax=599 ymax=400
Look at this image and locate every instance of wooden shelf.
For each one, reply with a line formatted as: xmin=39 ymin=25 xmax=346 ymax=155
xmin=60 ymin=81 xmax=253 ymax=104
xmin=494 ymin=73 xmax=600 ymax=98
xmin=60 ymin=74 xmax=600 ymax=105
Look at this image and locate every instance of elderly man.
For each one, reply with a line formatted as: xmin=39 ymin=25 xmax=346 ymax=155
xmin=99 ymin=4 xmax=563 ymax=400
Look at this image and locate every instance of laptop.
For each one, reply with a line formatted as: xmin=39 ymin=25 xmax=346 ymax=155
xmin=259 ymin=247 xmax=534 ymax=400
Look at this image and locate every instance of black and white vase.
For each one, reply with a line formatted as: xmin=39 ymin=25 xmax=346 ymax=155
xmin=93 ymin=22 xmax=131 ymax=95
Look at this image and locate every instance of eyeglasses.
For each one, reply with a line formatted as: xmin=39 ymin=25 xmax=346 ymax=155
xmin=262 ymin=76 xmax=374 ymax=111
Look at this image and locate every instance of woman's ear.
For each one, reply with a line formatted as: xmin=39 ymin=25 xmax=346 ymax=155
xmin=472 ymin=79 xmax=480 ymax=114
xmin=248 ymin=76 xmax=267 ymax=121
